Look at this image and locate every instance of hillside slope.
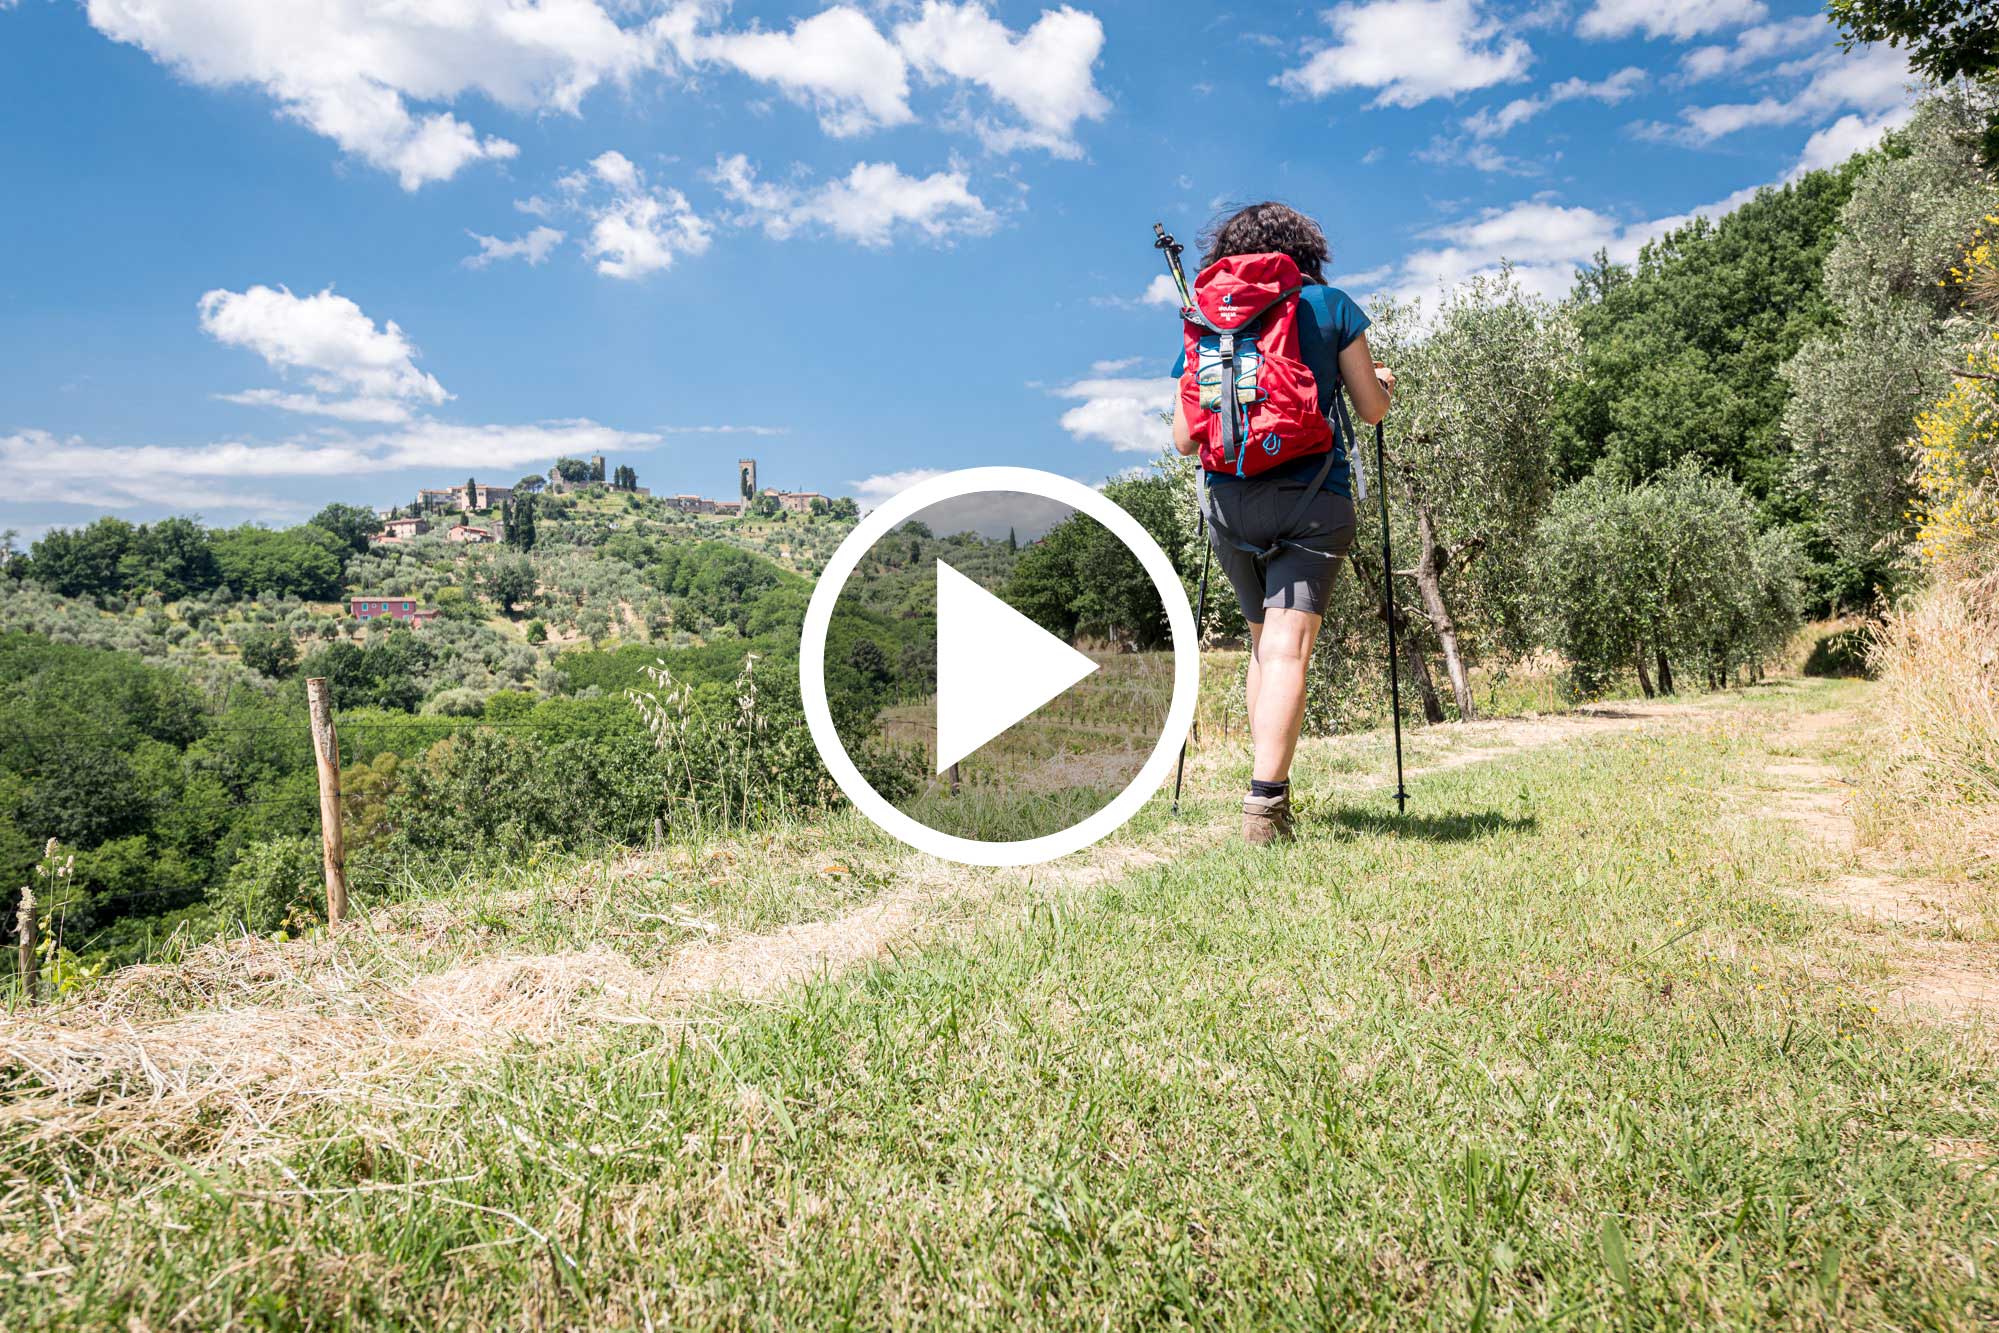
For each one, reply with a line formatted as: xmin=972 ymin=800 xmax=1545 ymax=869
xmin=4 ymin=680 xmax=1996 ymax=1328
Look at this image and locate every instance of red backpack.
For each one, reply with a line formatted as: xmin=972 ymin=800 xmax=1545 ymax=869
xmin=1178 ymin=252 xmax=1339 ymax=480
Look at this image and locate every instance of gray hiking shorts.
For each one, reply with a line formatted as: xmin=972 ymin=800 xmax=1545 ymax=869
xmin=1200 ymin=478 xmax=1358 ymax=624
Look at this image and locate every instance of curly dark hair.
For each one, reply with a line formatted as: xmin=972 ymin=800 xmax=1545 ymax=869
xmin=1199 ymin=201 xmax=1329 ymax=285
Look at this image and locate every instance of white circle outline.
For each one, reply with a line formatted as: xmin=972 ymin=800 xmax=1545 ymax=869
xmin=801 ymin=466 xmax=1198 ymax=867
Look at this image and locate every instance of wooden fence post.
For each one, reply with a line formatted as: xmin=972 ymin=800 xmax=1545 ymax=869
xmin=306 ymin=678 xmax=349 ymax=928
xmin=15 ymin=885 xmax=37 ymax=1005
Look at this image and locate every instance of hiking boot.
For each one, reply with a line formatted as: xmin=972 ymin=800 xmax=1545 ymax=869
xmin=1242 ymin=792 xmax=1294 ymax=846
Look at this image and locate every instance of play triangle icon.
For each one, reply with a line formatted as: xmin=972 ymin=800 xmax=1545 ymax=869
xmin=934 ymin=559 xmax=1099 ymax=774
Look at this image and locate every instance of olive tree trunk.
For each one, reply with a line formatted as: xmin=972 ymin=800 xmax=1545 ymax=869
xmin=1401 ymin=634 xmax=1447 ymax=724
xmin=1411 ymin=502 xmax=1476 ymax=721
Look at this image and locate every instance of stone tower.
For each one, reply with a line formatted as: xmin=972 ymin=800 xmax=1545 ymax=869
xmin=738 ymin=458 xmax=757 ymax=501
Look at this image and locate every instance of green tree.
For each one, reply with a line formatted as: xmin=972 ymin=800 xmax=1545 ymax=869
xmin=1553 ymin=168 xmax=1859 ymax=497
xmin=1371 ymin=271 xmax=1581 ymax=718
xmin=210 ymin=525 xmax=345 ymax=600
xmin=553 ymin=457 xmax=591 ymax=483
xmin=1782 ymin=90 xmax=1999 ymax=595
xmin=485 ymin=554 xmax=537 ymax=615
xmin=1831 ymin=0 xmax=1999 ymax=160
xmin=27 ymin=518 xmax=136 ymax=599
xmin=516 ymin=473 xmax=546 ymax=494
xmin=1006 ymin=473 xmax=1188 ymax=650
xmin=117 ymin=516 xmax=219 ymax=600
xmin=526 ymin=618 xmax=549 ymax=644
xmin=307 ymin=502 xmax=380 ymax=557
xmin=239 ymin=627 xmax=299 ymax=679
xmin=1534 ymin=461 xmax=1808 ymax=697
xmin=847 ymin=637 xmax=891 ymax=687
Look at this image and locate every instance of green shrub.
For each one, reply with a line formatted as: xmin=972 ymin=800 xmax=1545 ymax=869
xmin=216 ymin=835 xmax=324 ymax=934
xmin=1803 ymin=627 xmax=1875 ymax=678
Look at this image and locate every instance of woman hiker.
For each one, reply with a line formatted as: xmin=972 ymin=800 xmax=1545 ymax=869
xmin=1171 ymin=201 xmax=1395 ymax=845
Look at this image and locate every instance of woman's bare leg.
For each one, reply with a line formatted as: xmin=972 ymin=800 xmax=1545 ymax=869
xmin=1245 ymin=619 xmax=1262 ymax=738
xmin=1249 ymin=607 xmax=1323 ymax=783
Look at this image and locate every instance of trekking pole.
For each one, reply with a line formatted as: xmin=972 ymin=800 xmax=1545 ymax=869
xmin=1376 ymin=418 xmax=1408 ymax=813
xmin=1172 ymin=533 xmax=1210 ymax=816
xmin=1157 ymin=222 xmax=1205 ymax=818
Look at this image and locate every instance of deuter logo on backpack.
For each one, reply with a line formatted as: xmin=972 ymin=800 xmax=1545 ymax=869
xmin=1177 ymin=251 xmax=1334 ymax=478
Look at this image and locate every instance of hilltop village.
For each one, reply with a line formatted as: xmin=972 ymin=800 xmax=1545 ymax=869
xmin=372 ymin=455 xmax=836 ymax=547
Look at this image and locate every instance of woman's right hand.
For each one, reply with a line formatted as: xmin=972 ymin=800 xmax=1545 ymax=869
xmin=1373 ymin=363 xmax=1397 ymax=396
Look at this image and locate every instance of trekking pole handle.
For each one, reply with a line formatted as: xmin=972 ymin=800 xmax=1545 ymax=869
xmin=1153 ymin=222 xmax=1192 ymax=309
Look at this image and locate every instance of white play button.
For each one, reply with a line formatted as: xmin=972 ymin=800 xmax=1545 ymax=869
xmin=934 ymin=560 xmax=1100 ymax=774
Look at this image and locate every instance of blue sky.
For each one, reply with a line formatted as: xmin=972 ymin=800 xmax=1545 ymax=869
xmin=0 ymin=0 xmax=1917 ymax=538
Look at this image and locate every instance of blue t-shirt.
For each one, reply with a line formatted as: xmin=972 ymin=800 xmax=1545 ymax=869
xmin=1173 ymin=283 xmax=1370 ymax=496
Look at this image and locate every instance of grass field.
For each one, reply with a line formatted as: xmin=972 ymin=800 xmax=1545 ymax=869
xmin=4 ymin=677 xmax=1996 ymax=1328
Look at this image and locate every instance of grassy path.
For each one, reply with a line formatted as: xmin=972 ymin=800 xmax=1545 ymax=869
xmin=4 ymin=678 xmax=1996 ymax=1328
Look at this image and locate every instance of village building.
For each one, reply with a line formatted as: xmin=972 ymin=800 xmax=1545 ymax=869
xmin=545 ymin=454 xmax=607 ymax=494
xmin=417 ymin=483 xmax=512 ymax=513
xmin=373 ymin=516 xmax=431 ymax=544
xmin=447 ymin=523 xmax=499 ymax=544
xmin=773 ymin=490 xmax=827 ymax=513
xmin=350 ymin=596 xmax=438 ymax=625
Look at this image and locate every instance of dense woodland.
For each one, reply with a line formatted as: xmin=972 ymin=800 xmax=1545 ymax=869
xmin=3 ymin=77 xmax=1995 ymax=981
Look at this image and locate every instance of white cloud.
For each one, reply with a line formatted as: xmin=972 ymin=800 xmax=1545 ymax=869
xmin=1576 ymin=0 xmax=1766 ymax=41
xmin=893 ymin=2 xmax=1109 ymax=158
xmin=374 ymin=419 xmax=659 ymax=469
xmin=214 ymin=389 xmax=414 ymax=424
xmin=1380 ymin=185 xmax=1775 ymax=306
xmin=1680 ymin=16 xmax=1826 ymax=80
xmin=1463 ymin=66 xmax=1643 ymax=138
xmin=549 ymin=151 xmax=711 ymax=278
xmin=81 ymin=0 xmax=659 ymax=188
xmin=711 ymin=154 xmax=993 ymax=247
xmin=586 ymin=190 xmax=709 ymax=278
xmin=198 ymin=285 xmax=449 ymax=409
xmin=670 ymin=4 xmax=912 ymax=137
xmin=1052 ymin=375 xmax=1177 ymax=453
xmin=1419 ymin=137 xmax=1538 ymax=174
xmin=0 ymin=419 xmax=660 ymax=516
xmin=464 ymin=226 xmax=567 ymax=269
xmin=1330 ymin=265 xmax=1396 ymax=294
xmin=654 ymin=424 xmax=791 ymax=436
xmin=1276 ymin=0 xmax=1532 ymax=108
xmin=0 ymin=428 xmax=361 ymax=514
xmin=1790 ymin=107 xmax=1916 ymax=177
xmin=849 ymin=468 xmax=947 ymax=511
xmin=589 ymin=149 xmax=641 ymax=192
xmin=1094 ymin=272 xmax=1183 ymax=310
xmin=1090 ymin=356 xmax=1145 ymax=374
xmin=1637 ymin=44 xmax=1914 ymax=145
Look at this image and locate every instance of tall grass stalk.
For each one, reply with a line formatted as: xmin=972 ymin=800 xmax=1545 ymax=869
xmin=1860 ymin=574 xmax=1999 ymax=871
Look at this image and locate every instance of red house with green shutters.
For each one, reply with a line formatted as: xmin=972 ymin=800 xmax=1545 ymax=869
xmin=350 ymin=596 xmax=436 ymax=624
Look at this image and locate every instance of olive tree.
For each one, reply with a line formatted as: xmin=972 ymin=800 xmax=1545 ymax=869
xmin=1783 ymin=90 xmax=1999 ymax=581
xmin=1368 ymin=271 xmax=1582 ymax=719
xmin=1535 ymin=459 xmax=1808 ymax=696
